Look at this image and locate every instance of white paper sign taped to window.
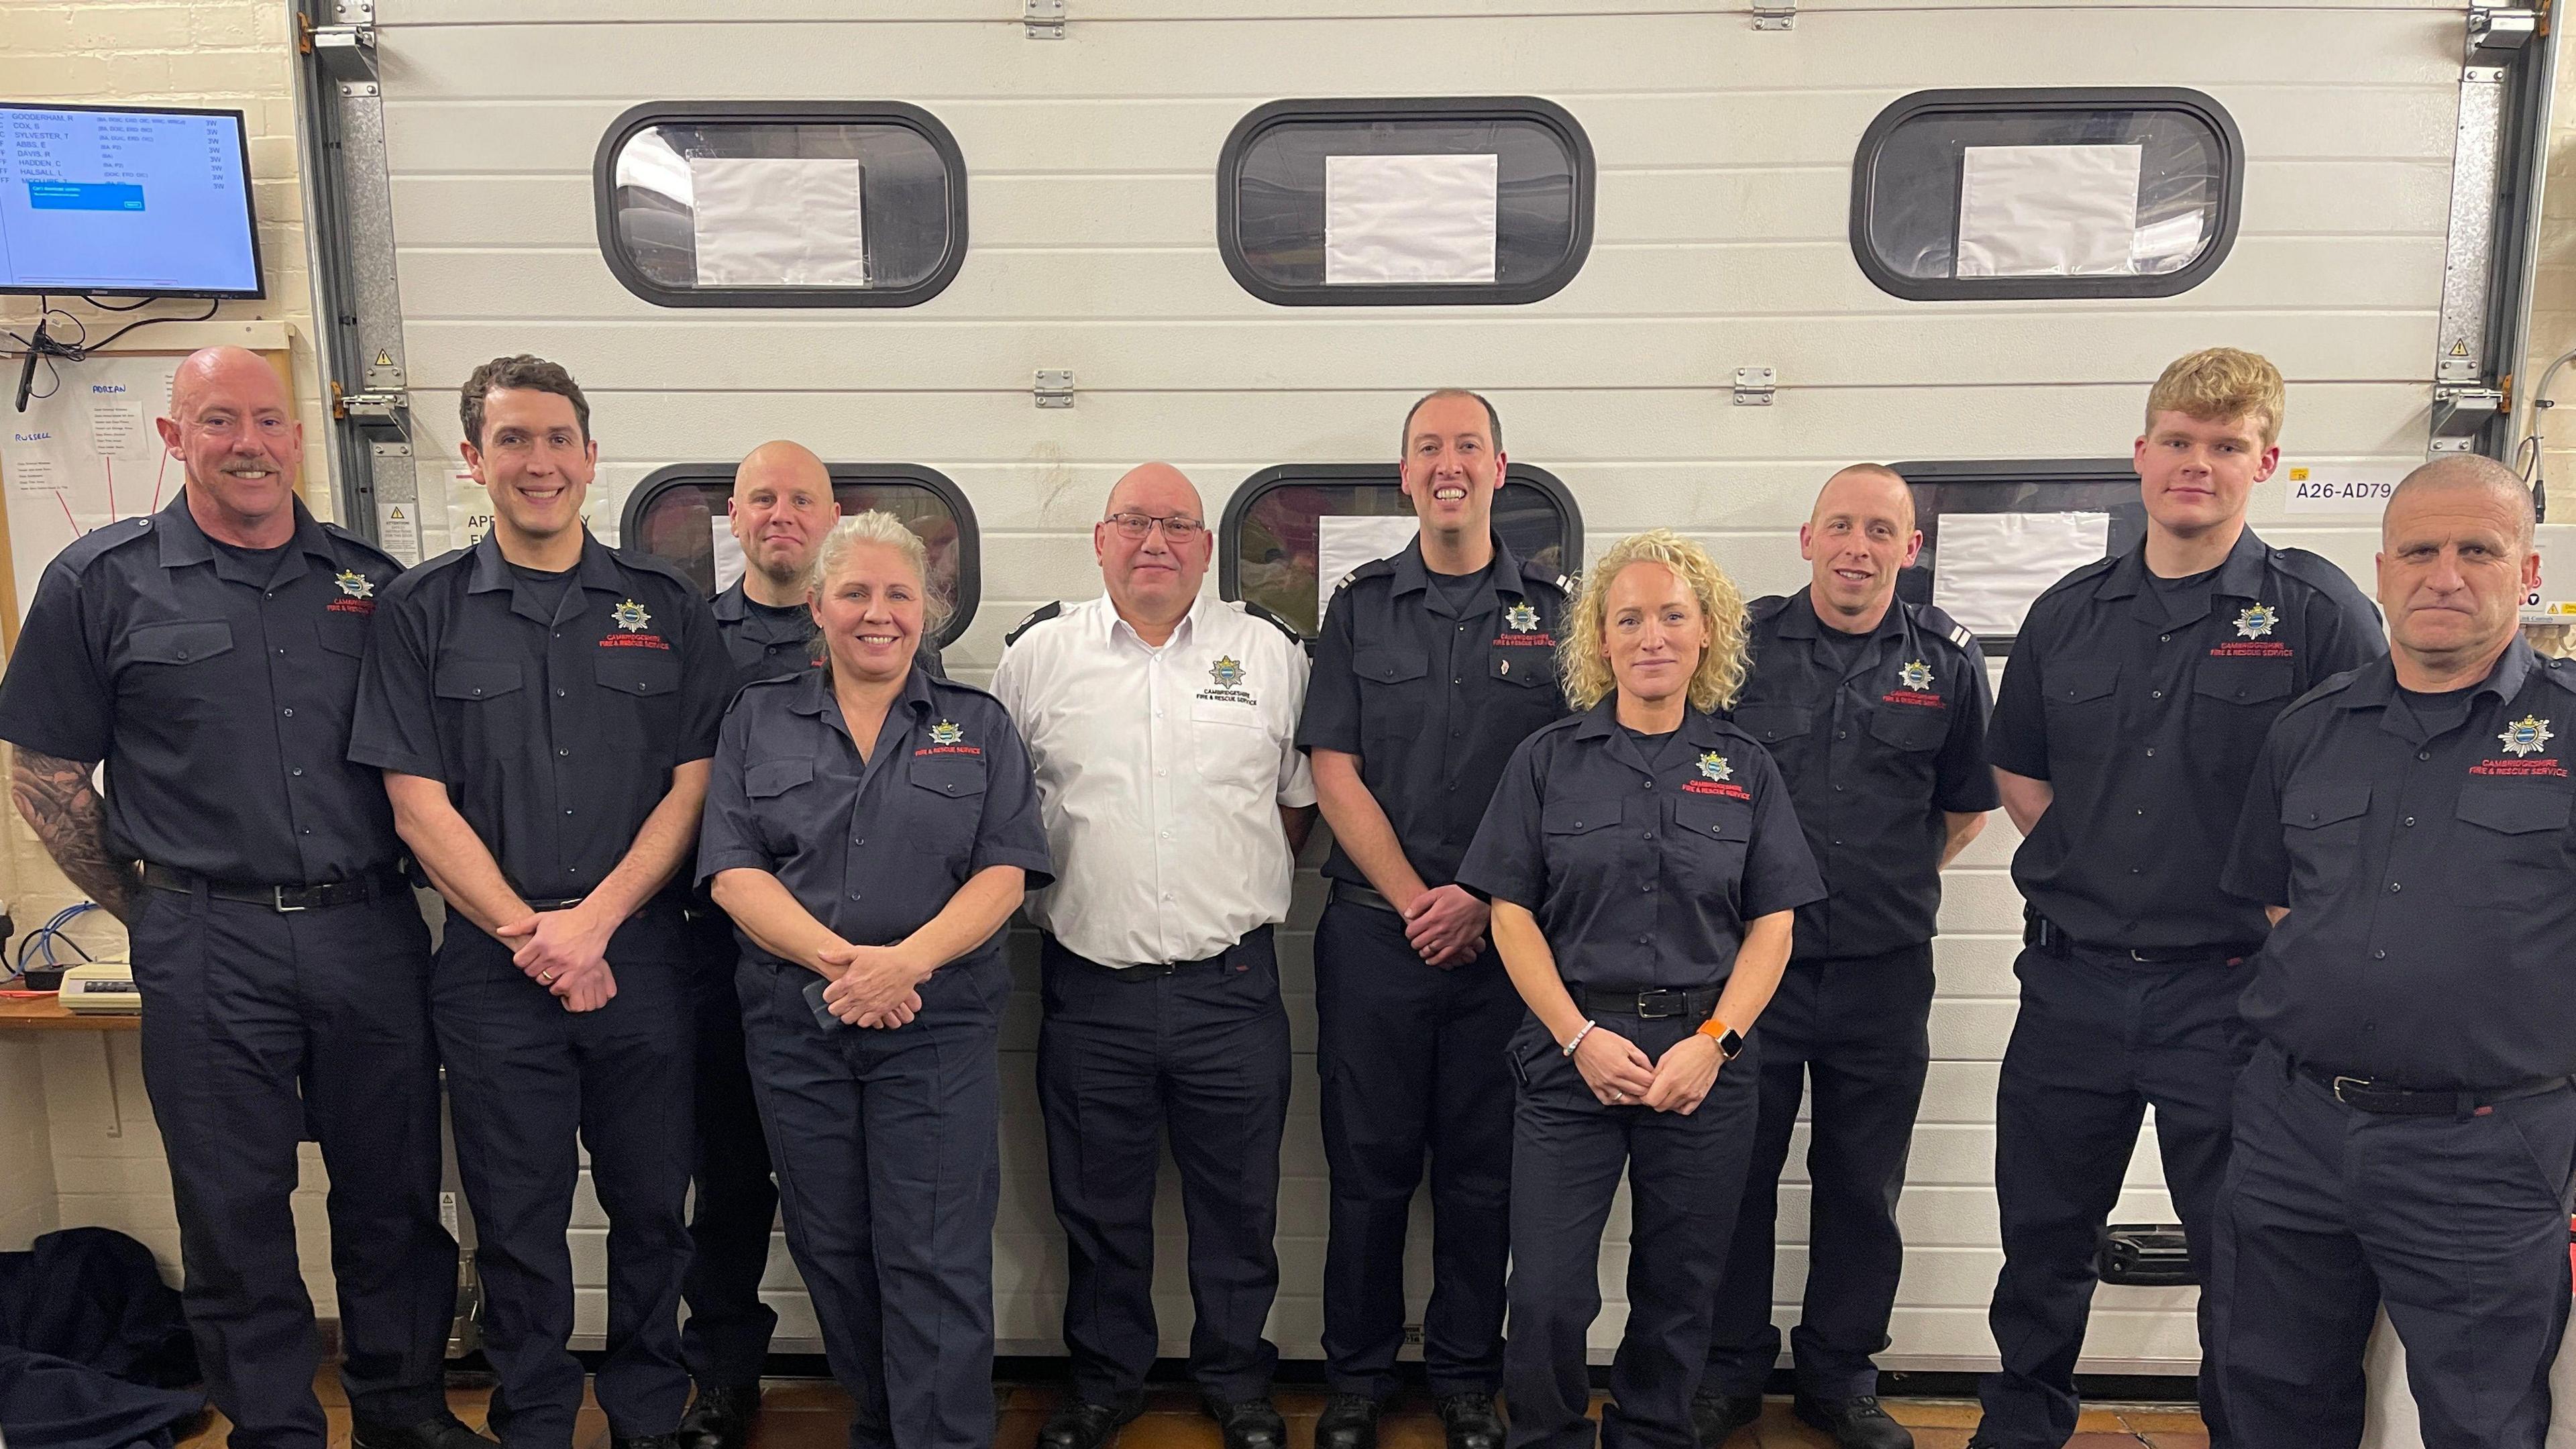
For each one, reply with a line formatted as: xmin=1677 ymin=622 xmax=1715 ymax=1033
xmin=711 ymin=516 xmax=747 ymax=593
xmin=2279 ymin=463 xmax=2408 ymax=518
xmin=1324 ymin=154 xmax=1499 ymax=285
xmin=1316 ymin=515 xmax=1421 ymax=621
xmin=1932 ymin=511 xmax=2110 ymax=636
xmin=1956 ymin=144 xmax=2143 ymax=278
xmin=690 ymin=156 xmax=867 ymax=288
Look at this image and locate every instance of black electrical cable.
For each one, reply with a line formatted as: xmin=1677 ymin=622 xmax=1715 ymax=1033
xmin=5 ymin=294 xmax=221 ymax=411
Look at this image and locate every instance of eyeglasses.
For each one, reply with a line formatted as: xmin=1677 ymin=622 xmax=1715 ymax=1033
xmin=1104 ymin=512 xmax=1206 ymax=543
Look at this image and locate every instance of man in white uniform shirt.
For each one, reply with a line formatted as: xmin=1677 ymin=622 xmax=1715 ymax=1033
xmin=993 ymin=462 xmax=1316 ymax=1449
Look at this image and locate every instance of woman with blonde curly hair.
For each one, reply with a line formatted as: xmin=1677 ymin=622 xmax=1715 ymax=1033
xmin=1458 ymin=529 xmax=1824 ymax=1449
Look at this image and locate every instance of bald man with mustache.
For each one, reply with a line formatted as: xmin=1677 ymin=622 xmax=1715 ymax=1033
xmin=0 ymin=347 xmax=476 ymax=1449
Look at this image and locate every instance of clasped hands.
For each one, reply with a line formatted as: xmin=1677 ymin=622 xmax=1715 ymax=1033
xmin=1570 ymin=1024 xmax=1722 ymax=1115
xmin=816 ymin=941 xmax=928 ymax=1028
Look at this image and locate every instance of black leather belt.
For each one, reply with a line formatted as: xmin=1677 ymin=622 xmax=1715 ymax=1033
xmin=1049 ymin=924 xmax=1273 ymax=979
xmin=522 ymin=897 xmax=587 ymax=913
xmin=1578 ymin=983 xmax=1721 ymax=1020
xmin=2296 ymin=1061 xmax=2574 ymax=1116
xmin=1331 ymin=881 xmax=1402 ymax=914
xmin=141 ymin=863 xmax=407 ymax=913
xmin=2027 ymin=912 xmax=2253 ymax=967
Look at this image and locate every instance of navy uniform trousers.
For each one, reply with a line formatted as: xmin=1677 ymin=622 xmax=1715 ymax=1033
xmin=735 ymin=957 xmax=1002 ymax=1449
xmin=1036 ymin=928 xmax=1293 ymax=1406
xmin=129 ymin=883 xmax=455 ymax=1449
xmin=679 ymin=905 xmax=780 ymax=1389
xmin=2212 ymin=1042 xmax=2576 ymax=1449
xmin=1505 ymin=1012 xmax=1762 ymax=1449
xmin=432 ymin=901 xmax=695 ymax=1449
xmin=1312 ymin=897 xmax=1518 ymax=1401
xmin=1704 ymin=943 xmax=1935 ymax=1401
xmin=1980 ymin=943 xmax=2251 ymax=1448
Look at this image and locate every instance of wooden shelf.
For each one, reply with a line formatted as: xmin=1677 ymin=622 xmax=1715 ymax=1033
xmin=0 ymin=996 xmax=138 ymax=1031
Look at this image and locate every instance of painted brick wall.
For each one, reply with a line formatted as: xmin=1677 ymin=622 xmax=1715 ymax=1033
xmin=0 ymin=0 xmax=333 ymax=1276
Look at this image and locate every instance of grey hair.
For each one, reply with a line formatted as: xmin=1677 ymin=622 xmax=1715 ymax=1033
xmin=808 ymin=511 xmax=953 ymax=635
xmin=2389 ymin=453 xmax=2538 ymax=549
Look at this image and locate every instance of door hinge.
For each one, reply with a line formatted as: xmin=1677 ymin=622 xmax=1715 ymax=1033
xmin=1752 ymin=0 xmax=1794 ymax=30
xmin=1024 ymin=0 xmax=1066 ymax=39
xmin=2428 ymin=383 xmax=2503 ymax=453
xmin=1034 ymin=369 xmax=1075 ymax=409
xmin=1732 ymin=367 xmax=1776 ymax=406
xmin=331 ymin=381 xmax=409 ymax=425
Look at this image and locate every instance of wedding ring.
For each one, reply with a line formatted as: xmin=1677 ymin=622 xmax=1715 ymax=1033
xmin=540 ymin=970 xmax=556 ymax=983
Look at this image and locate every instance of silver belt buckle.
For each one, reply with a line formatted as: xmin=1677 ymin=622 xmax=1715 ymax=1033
xmin=2332 ymin=1074 xmax=2371 ymax=1104
xmin=1638 ymin=989 xmax=1683 ymax=1019
xmin=273 ymin=885 xmax=307 ymax=914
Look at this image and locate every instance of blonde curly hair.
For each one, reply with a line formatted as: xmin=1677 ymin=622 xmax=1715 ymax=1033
xmin=1558 ymin=529 xmax=1749 ymax=714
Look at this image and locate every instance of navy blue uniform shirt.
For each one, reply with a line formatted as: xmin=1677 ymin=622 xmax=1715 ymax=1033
xmin=697 ymin=665 xmax=1053 ymax=996
xmin=1458 ymin=698 xmax=1825 ymax=989
xmin=0 ymin=491 xmax=405 ymax=883
xmin=1295 ymin=535 xmax=1571 ymax=889
xmin=711 ymin=579 xmax=943 ymax=692
xmin=2223 ymin=642 xmax=2576 ymax=1087
xmin=348 ymin=530 xmax=732 ymax=898
xmin=1988 ymin=526 xmax=2384 ymax=951
xmin=1732 ymin=589 xmax=1999 ymax=960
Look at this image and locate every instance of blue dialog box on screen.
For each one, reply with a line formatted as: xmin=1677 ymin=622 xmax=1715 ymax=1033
xmin=27 ymin=182 xmax=146 ymax=211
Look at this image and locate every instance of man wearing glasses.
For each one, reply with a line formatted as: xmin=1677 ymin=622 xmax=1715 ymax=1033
xmin=992 ymin=464 xmax=1317 ymax=1449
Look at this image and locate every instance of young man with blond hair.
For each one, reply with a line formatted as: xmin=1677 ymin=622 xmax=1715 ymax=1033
xmin=1970 ymin=350 xmax=2384 ymax=1448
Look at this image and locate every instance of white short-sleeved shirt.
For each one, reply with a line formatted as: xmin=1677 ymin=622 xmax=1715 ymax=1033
xmin=991 ymin=593 xmax=1317 ymax=969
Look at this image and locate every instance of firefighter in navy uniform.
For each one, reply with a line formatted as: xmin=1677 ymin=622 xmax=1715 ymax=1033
xmin=1295 ymin=390 xmax=1568 ymax=1449
xmin=676 ymin=441 xmax=945 ymax=1449
xmin=351 ymin=356 xmax=735 ymax=1449
xmin=1695 ymin=466 xmax=1996 ymax=1449
xmin=2216 ymin=456 xmax=2576 ymax=1449
xmin=1970 ymin=350 xmax=2385 ymax=1449
xmin=1458 ymin=529 xmax=1825 ymax=1449
xmin=0 ymin=347 xmax=473 ymax=1449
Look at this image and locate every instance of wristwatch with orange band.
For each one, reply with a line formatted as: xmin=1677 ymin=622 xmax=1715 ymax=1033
xmin=1698 ymin=1016 xmax=1745 ymax=1061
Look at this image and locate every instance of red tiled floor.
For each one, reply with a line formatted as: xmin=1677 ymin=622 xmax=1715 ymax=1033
xmin=178 ymin=1376 xmax=2208 ymax=1449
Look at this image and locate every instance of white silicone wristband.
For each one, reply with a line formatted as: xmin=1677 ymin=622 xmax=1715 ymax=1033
xmin=1562 ymin=1020 xmax=1599 ymax=1057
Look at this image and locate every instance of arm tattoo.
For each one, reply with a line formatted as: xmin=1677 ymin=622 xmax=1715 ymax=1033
xmin=10 ymin=747 xmax=138 ymax=923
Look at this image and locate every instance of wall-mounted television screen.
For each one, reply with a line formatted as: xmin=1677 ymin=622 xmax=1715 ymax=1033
xmin=0 ymin=103 xmax=263 ymax=298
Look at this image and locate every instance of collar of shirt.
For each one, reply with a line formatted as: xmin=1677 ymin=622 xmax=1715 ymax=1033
xmin=786 ymin=663 xmax=936 ymax=752
xmin=2332 ymin=639 xmax=2541 ymax=734
xmin=1387 ymin=532 xmax=1528 ymax=614
xmin=2091 ymin=523 xmax=2272 ymax=630
xmin=1568 ymin=694 xmax=1729 ymax=775
xmin=1770 ymin=586 xmax=1908 ymax=674
xmin=1097 ymin=590 xmax=1213 ymax=653
xmin=154 ymin=489 xmax=339 ymax=592
xmin=466 ymin=528 xmax=629 ymax=625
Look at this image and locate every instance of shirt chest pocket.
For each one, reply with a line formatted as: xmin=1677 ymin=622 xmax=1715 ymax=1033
xmin=1487 ymin=643 xmax=1554 ymax=689
xmin=1866 ymin=704 xmax=1947 ymax=753
xmin=1354 ymin=646 xmax=1431 ymax=739
xmin=594 ymin=651 xmax=680 ymax=699
xmin=1541 ymin=796 xmax=1629 ymax=892
xmin=2279 ymin=781 xmax=2371 ymax=900
xmin=1731 ymin=704 xmax=1813 ymax=749
xmin=126 ymin=619 xmax=235 ymax=669
xmin=1671 ymin=794 xmax=1751 ymax=898
xmin=121 ymin=621 xmax=238 ymax=720
xmin=906 ymin=757 xmax=987 ymax=859
xmin=1189 ymin=695 xmax=1277 ymax=787
xmin=2043 ymin=661 xmax=2121 ymax=757
xmin=2449 ymin=779 xmax=2573 ymax=905
xmin=2194 ymin=656 xmax=2294 ymax=709
xmin=742 ymin=757 xmax=817 ymax=858
xmin=433 ymin=658 xmax=525 ymax=704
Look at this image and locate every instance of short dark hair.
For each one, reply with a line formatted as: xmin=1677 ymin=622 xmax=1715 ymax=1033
xmin=1401 ymin=388 xmax=1502 ymax=455
xmin=461 ymin=354 xmax=591 ymax=449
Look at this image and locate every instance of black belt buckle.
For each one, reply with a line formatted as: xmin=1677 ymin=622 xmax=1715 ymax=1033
xmin=1635 ymin=988 xmax=1686 ymax=1020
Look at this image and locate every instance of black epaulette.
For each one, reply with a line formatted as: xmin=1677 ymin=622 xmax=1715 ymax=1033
xmin=2031 ymin=553 xmax=2119 ymax=604
xmin=1242 ymin=599 xmax=1303 ymax=644
xmin=2269 ymin=545 xmax=2367 ymax=602
xmin=2542 ymin=654 xmax=2575 ymax=693
xmin=1748 ymin=593 xmax=1793 ymax=622
xmin=1004 ymin=600 xmax=1063 ymax=648
xmin=1517 ymin=560 xmax=1572 ymax=600
xmin=725 ymin=671 xmax=801 ymax=714
xmin=1333 ymin=555 xmax=1399 ymax=599
xmin=49 ymin=516 xmax=156 ymax=576
xmin=321 ymin=520 xmax=403 ymax=575
xmin=1912 ymin=600 xmax=1977 ymax=652
xmin=2277 ymin=668 xmax=2364 ymax=721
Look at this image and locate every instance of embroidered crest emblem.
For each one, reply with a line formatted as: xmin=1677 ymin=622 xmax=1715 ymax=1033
xmin=2500 ymin=715 xmax=2556 ymax=758
xmin=2234 ymin=603 xmax=2279 ymax=640
xmin=612 ymin=598 xmax=652 ymax=633
xmin=333 ymin=569 xmax=372 ymax=599
xmin=1505 ymin=601 xmax=1540 ymax=633
xmin=1898 ymin=658 xmax=1933 ymax=692
xmin=1210 ymin=655 xmax=1245 ymax=689
xmin=1697 ymin=751 xmax=1733 ymax=784
xmin=928 ymin=720 xmax=965 ymax=747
